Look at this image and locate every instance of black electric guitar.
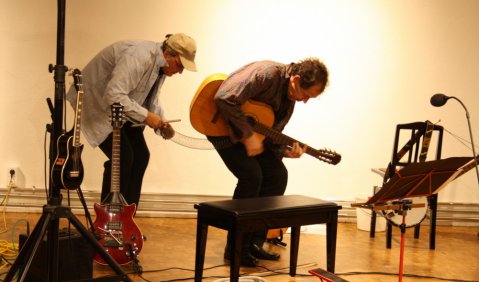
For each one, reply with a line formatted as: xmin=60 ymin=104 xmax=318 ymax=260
xmin=189 ymin=73 xmax=341 ymax=165
xmin=92 ymin=103 xmax=144 ymax=265
xmin=51 ymin=68 xmax=85 ymax=189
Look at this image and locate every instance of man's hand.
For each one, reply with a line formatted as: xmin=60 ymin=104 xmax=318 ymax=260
xmin=144 ymin=112 xmax=175 ymax=139
xmin=241 ymin=134 xmax=264 ymax=156
xmin=284 ymin=142 xmax=307 ymax=158
xmin=159 ymin=123 xmax=175 ymax=139
xmin=144 ymin=112 xmax=164 ymax=129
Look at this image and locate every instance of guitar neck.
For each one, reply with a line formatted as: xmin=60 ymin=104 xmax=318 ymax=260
xmin=73 ymin=89 xmax=84 ymax=147
xmin=72 ymin=70 xmax=84 ymax=147
xmin=111 ymin=127 xmax=121 ymax=193
xmin=252 ymin=122 xmax=340 ymax=164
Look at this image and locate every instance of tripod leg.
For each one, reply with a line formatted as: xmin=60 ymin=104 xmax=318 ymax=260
xmin=64 ymin=208 xmax=132 ymax=281
xmin=76 ymin=187 xmax=95 ymax=230
xmin=4 ymin=211 xmax=53 ymax=281
xmin=46 ymin=214 xmax=60 ymax=282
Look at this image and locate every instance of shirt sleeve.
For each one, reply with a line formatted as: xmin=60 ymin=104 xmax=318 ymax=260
xmin=214 ymin=63 xmax=276 ymax=143
xmin=103 ymin=47 xmax=151 ymax=122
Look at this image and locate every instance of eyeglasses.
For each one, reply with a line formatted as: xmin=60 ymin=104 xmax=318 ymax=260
xmin=173 ymin=55 xmax=184 ymax=70
xmin=298 ymin=82 xmax=324 ymax=101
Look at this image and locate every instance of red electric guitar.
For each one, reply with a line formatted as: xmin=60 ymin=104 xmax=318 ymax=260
xmin=92 ymin=103 xmax=144 ymax=265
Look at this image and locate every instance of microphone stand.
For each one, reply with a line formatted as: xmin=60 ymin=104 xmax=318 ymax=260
xmin=448 ymin=96 xmax=479 ymax=188
xmin=451 ymin=96 xmax=479 ymax=240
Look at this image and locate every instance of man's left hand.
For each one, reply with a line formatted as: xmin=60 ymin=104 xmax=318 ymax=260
xmin=284 ymin=142 xmax=307 ymax=158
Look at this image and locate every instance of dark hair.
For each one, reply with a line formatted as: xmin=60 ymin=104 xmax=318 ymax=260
xmin=161 ymin=34 xmax=178 ymax=56
xmin=289 ymin=58 xmax=329 ymax=91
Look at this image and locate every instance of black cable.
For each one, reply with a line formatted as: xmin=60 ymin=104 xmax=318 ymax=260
xmin=336 ymin=271 xmax=479 ymax=282
xmin=111 ymin=262 xmax=479 ymax=282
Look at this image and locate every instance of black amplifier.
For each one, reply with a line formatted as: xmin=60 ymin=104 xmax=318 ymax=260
xmin=18 ymin=228 xmax=93 ymax=281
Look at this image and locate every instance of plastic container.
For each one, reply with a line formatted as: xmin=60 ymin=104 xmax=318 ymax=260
xmin=355 ymin=197 xmax=386 ymax=232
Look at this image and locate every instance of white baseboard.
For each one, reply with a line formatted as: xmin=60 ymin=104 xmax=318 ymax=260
xmin=1 ymin=188 xmax=478 ymax=226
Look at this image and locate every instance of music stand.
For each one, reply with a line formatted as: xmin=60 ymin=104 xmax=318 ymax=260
xmin=353 ymin=156 xmax=472 ymax=282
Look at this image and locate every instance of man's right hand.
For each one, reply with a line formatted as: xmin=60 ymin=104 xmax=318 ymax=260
xmin=241 ymin=134 xmax=264 ymax=156
xmin=144 ymin=112 xmax=165 ymax=129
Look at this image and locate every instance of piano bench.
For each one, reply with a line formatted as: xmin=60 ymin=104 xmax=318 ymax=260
xmin=194 ymin=194 xmax=342 ymax=282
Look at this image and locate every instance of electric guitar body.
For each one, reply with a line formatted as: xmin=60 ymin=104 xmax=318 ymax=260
xmin=92 ymin=103 xmax=143 ymax=265
xmin=93 ymin=198 xmax=143 ymax=265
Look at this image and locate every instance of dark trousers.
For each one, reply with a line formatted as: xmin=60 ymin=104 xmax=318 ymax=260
xmin=99 ymin=122 xmax=150 ymax=208
xmin=214 ymin=143 xmax=288 ymax=248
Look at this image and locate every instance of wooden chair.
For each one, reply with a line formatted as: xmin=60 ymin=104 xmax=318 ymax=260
xmin=370 ymin=121 xmax=443 ymax=250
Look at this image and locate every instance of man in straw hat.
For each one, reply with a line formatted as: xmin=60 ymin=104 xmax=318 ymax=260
xmin=66 ymin=33 xmax=197 ymax=209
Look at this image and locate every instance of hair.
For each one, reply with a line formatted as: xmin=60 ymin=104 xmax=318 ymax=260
xmin=161 ymin=34 xmax=179 ymax=56
xmin=289 ymin=58 xmax=329 ymax=91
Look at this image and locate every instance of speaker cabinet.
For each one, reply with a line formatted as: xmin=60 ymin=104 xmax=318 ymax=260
xmin=19 ymin=228 xmax=93 ymax=281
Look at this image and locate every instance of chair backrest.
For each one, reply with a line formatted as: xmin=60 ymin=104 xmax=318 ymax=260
xmin=383 ymin=121 xmax=444 ymax=184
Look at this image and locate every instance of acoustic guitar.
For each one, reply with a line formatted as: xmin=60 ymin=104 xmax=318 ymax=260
xmin=190 ymin=73 xmax=341 ymax=165
xmin=92 ymin=103 xmax=144 ymax=265
xmin=51 ymin=68 xmax=85 ymax=189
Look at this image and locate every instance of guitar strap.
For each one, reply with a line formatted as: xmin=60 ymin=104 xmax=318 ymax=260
xmin=383 ymin=120 xmax=435 ymax=183
xmin=419 ymin=120 xmax=435 ymax=162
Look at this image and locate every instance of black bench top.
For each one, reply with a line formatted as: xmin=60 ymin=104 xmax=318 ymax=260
xmin=195 ymin=195 xmax=341 ymax=217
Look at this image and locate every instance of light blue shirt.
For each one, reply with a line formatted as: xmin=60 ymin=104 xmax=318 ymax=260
xmin=66 ymin=40 xmax=167 ymax=147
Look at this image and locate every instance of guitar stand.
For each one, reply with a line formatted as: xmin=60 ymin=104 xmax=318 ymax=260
xmin=76 ymin=186 xmax=95 ymax=230
xmin=267 ymin=237 xmax=287 ymax=247
xmin=127 ymin=244 xmax=143 ymax=274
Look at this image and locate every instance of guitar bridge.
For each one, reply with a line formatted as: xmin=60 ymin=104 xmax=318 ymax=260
xmin=104 ymin=234 xmax=123 ymax=248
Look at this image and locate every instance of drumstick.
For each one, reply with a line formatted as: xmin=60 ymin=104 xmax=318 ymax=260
xmin=131 ymin=119 xmax=181 ymax=127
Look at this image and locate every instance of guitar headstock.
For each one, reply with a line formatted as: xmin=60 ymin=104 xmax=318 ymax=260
xmin=110 ymin=103 xmax=125 ymax=129
xmin=72 ymin=68 xmax=83 ymax=92
xmin=317 ymin=149 xmax=342 ymax=165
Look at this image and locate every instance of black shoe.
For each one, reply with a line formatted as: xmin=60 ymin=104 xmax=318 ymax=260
xmin=224 ymin=246 xmax=258 ymax=267
xmin=249 ymin=244 xmax=280 ymax=260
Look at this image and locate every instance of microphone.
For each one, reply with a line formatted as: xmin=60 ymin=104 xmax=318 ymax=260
xmin=430 ymin=93 xmax=450 ymax=107
xmin=430 ymin=93 xmax=479 ymax=187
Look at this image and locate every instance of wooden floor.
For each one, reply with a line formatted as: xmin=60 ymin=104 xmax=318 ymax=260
xmin=1 ymin=212 xmax=478 ymax=282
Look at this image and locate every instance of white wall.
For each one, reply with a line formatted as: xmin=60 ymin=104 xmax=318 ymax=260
xmin=1 ymin=0 xmax=478 ymax=203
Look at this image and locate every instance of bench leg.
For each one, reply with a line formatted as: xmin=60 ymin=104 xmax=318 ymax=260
xmin=326 ymin=215 xmax=338 ymax=273
xmin=194 ymin=222 xmax=208 ymax=282
xmin=289 ymin=226 xmax=301 ymax=276
xmin=227 ymin=230 xmax=242 ymax=282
